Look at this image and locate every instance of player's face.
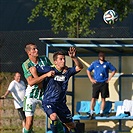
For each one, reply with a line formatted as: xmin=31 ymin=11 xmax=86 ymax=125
xmin=98 ymin=52 xmax=105 ymax=61
xmin=28 ymin=45 xmax=38 ymax=57
xmin=55 ymin=55 xmax=66 ymax=69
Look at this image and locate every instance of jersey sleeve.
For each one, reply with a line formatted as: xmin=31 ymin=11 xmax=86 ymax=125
xmin=22 ymin=60 xmax=32 ymax=79
xmin=87 ymin=61 xmax=95 ymax=72
xmin=46 ymin=57 xmax=52 ymax=66
xmin=40 ymin=55 xmax=52 ymax=66
xmin=108 ymin=62 xmax=117 ymax=72
xmin=36 ymin=65 xmax=52 ymax=74
xmin=67 ymin=67 xmax=78 ymax=77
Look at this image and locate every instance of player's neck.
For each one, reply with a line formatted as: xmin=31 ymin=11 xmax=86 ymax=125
xmin=99 ymin=60 xmax=104 ymax=64
xmin=55 ymin=65 xmax=63 ymax=72
xmin=29 ymin=56 xmax=38 ymax=64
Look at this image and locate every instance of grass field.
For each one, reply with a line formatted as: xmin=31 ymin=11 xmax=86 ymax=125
xmin=0 ymin=126 xmax=45 ymax=133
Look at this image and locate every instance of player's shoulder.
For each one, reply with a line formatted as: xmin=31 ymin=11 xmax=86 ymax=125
xmin=50 ymin=64 xmax=55 ymax=68
xmin=44 ymin=65 xmax=54 ymax=70
xmin=50 ymin=65 xmax=58 ymax=71
xmin=92 ymin=60 xmax=98 ymax=64
xmin=22 ymin=59 xmax=31 ymax=66
xmin=64 ymin=67 xmax=75 ymax=73
xmin=39 ymin=55 xmax=50 ymax=62
xmin=39 ymin=55 xmax=48 ymax=59
xmin=105 ymin=60 xmax=111 ymax=64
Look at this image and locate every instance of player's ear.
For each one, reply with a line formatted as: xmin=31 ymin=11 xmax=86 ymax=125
xmin=54 ymin=60 xmax=57 ymax=65
xmin=27 ymin=51 xmax=31 ymax=55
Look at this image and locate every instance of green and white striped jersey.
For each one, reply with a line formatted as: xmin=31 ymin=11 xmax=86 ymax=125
xmin=22 ymin=55 xmax=52 ymax=100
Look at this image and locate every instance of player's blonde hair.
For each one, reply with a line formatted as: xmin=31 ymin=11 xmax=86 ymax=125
xmin=24 ymin=43 xmax=36 ymax=53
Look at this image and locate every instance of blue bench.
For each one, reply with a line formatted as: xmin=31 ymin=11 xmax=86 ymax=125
xmin=73 ymin=100 xmax=113 ymax=120
xmin=73 ymin=100 xmax=133 ymax=132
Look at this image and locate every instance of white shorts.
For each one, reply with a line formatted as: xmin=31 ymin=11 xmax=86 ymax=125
xmin=24 ymin=97 xmax=43 ymax=117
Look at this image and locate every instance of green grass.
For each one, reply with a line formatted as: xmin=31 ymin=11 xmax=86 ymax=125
xmin=0 ymin=126 xmax=45 ymax=133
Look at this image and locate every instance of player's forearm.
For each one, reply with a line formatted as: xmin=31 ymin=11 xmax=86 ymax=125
xmin=108 ymin=70 xmax=116 ymax=80
xmin=27 ymin=73 xmax=48 ymax=86
xmin=72 ymin=57 xmax=83 ymax=70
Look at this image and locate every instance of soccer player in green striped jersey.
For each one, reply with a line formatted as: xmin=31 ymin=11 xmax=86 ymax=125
xmin=22 ymin=43 xmax=54 ymax=133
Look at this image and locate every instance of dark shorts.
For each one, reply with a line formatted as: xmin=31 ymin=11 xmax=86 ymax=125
xmin=42 ymin=102 xmax=73 ymax=123
xmin=92 ymin=82 xmax=109 ymax=99
xmin=17 ymin=108 xmax=26 ymax=120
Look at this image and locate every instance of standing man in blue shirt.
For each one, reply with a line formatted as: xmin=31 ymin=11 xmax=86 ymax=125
xmin=86 ymin=52 xmax=116 ymax=119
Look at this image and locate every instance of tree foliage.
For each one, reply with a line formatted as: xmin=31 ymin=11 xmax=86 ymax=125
xmin=28 ymin=0 xmax=132 ymax=37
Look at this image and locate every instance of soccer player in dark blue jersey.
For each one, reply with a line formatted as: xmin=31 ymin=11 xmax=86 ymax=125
xmin=86 ymin=52 xmax=117 ymax=119
xmin=29 ymin=47 xmax=83 ymax=133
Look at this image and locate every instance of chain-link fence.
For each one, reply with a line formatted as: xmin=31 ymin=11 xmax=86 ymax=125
xmin=0 ymin=30 xmax=67 ymax=76
xmin=0 ymin=28 xmax=132 ymax=75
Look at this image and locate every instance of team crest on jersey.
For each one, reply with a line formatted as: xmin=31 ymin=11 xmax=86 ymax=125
xmin=54 ymin=75 xmax=65 ymax=81
xmin=103 ymin=65 xmax=106 ymax=68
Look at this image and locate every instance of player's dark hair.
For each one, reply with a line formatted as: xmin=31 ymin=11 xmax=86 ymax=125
xmin=53 ymin=51 xmax=65 ymax=61
xmin=24 ymin=43 xmax=36 ymax=52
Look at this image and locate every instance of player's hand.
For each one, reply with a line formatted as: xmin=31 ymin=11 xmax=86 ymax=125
xmin=46 ymin=70 xmax=55 ymax=77
xmin=29 ymin=66 xmax=36 ymax=73
xmin=90 ymin=78 xmax=97 ymax=84
xmin=68 ymin=47 xmax=76 ymax=58
xmin=106 ymin=78 xmax=110 ymax=83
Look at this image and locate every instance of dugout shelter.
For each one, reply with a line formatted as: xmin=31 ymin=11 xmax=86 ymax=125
xmin=39 ymin=38 xmax=133 ymax=132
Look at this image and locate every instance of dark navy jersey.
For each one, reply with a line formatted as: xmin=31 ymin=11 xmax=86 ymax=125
xmin=36 ymin=65 xmax=77 ymax=103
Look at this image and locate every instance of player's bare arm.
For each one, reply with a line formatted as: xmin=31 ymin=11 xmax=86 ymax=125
xmin=29 ymin=66 xmax=43 ymax=89
xmin=68 ymin=47 xmax=83 ymax=72
xmin=29 ymin=67 xmax=38 ymax=78
xmin=27 ymin=67 xmax=55 ymax=86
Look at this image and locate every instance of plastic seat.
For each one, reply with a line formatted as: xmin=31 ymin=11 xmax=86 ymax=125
xmin=73 ymin=101 xmax=90 ymax=120
xmin=114 ymin=101 xmax=123 ymax=112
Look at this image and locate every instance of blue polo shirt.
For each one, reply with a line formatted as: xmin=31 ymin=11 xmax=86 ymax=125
xmin=87 ymin=60 xmax=116 ymax=82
